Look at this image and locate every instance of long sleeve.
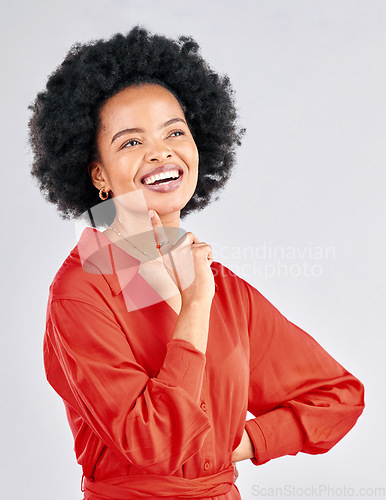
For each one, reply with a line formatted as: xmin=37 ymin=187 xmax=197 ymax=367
xmin=44 ymin=298 xmax=211 ymax=476
xmin=242 ymin=281 xmax=365 ymax=466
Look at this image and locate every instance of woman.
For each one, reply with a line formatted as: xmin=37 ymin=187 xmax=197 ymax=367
xmin=29 ymin=27 xmax=365 ymax=499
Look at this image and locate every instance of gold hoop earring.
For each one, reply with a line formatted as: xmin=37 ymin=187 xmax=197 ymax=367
xmin=99 ymin=188 xmax=109 ymax=200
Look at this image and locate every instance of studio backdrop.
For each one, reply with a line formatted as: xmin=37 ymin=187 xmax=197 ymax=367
xmin=1 ymin=1 xmax=385 ymax=499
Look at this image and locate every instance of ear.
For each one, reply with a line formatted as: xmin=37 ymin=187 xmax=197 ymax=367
xmin=88 ymin=161 xmax=110 ymax=191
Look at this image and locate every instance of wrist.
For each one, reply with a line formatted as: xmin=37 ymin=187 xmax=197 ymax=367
xmin=180 ymin=299 xmax=212 ymax=315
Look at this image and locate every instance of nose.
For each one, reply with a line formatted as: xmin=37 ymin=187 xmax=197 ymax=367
xmin=145 ymin=141 xmax=173 ymax=163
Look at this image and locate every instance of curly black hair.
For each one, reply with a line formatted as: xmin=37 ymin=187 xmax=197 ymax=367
xmin=28 ymin=26 xmax=245 ymax=220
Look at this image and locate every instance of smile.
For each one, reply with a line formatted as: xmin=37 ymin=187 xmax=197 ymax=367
xmin=140 ymin=165 xmax=184 ymax=193
xmin=142 ymin=169 xmax=180 ymax=185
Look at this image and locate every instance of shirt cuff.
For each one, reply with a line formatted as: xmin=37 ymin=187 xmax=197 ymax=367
xmin=156 ymin=339 xmax=206 ymax=403
xmin=245 ymin=407 xmax=305 ymax=465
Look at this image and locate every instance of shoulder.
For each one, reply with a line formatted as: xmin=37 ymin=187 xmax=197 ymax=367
xmin=211 ymin=260 xmax=257 ymax=295
xmin=47 ymin=227 xmax=116 ymax=306
xmin=210 ymin=260 xmax=278 ymax=315
xmin=211 ymin=260 xmax=254 ymax=306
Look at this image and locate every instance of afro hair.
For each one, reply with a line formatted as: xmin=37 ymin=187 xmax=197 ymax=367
xmin=28 ymin=26 xmax=245 ymax=220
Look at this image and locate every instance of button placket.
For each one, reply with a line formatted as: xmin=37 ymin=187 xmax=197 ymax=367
xmin=199 ymin=368 xmax=214 ymax=474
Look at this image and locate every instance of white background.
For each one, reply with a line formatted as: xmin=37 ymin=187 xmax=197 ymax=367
xmin=1 ymin=1 xmax=385 ymax=499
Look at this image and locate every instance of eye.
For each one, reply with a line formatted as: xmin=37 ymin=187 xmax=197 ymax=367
xmin=121 ymin=138 xmax=141 ymax=148
xmin=169 ymin=130 xmax=185 ymax=138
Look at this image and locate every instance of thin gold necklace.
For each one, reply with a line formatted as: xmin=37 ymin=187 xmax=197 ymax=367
xmin=108 ymin=226 xmax=155 ymax=259
xmin=109 ymin=226 xmax=169 ymax=259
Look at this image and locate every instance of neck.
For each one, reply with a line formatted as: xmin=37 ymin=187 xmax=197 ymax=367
xmin=109 ymin=193 xmax=182 ymax=255
xmin=156 ymin=211 xmax=181 ymax=230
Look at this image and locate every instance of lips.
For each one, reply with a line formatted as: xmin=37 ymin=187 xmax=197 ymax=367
xmin=140 ymin=164 xmax=183 ymax=184
xmin=142 ymin=175 xmax=183 ymax=193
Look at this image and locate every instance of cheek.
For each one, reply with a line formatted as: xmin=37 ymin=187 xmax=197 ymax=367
xmin=187 ymin=142 xmax=199 ymax=166
xmin=194 ymin=146 xmax=199 ymax=164
xmin=111 ymin=155 xmax=138 ymax=177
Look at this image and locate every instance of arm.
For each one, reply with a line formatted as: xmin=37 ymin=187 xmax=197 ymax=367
xmin=241 ymin=281 xmax=365 ymax=466
xmin=44 ymin=298 xmax=211 ymax=475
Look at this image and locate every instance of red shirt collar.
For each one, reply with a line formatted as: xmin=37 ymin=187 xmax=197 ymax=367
xmin=77 ymin=227 xmax=141 ymax=295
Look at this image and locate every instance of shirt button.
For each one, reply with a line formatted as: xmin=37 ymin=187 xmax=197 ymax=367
xmin=204 ymin=461 xmax=211 ymax=471
xmin=200 ymin=402 xmax=207 ymax=411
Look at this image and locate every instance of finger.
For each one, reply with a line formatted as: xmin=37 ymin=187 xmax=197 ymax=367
xmin=147 ymin=210 xmax=180 ymax=288
xmin=148 ymin=209 xmax=171 ymax=255
xmin=206 ymin=244 xmax=213 ymax=261
xmin=192 ymin=242 xmax=213 ymax=262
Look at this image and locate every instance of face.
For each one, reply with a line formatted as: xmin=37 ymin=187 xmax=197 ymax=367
xmin=89 ymin=83 xmax=199 ymax=222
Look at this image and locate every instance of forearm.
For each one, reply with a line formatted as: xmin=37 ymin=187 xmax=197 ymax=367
xmin=246 ymin=375 xmax=364 ymax=466
xmin=172 ymin=300 xmax=212 ymax=354
xmin=47 ymin=300 xmax=212 ymax=474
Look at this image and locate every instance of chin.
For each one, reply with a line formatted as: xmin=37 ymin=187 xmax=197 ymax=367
xmin=150 ymin=192 xmax=192 ymax=217
xmin=156 ymin=203 xmax=183 ymax=218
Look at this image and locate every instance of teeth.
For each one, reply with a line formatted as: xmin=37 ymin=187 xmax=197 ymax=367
xmin=143 ymin=170 xmax=180 ymax=185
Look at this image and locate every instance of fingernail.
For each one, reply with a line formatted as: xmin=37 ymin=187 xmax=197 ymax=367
xmin=148 ymin=210 xmax=155 ymax=220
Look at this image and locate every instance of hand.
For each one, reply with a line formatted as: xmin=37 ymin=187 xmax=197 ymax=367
xmin=231 ymin=429 xmax=255 ymax=463
xmin=149 ymin=209 xmax=215 ymax=306
xmin=232 ymin=462 xmax=239 ymax=482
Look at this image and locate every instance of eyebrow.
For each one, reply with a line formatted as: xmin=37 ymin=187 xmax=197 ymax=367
xmin=110 ymin=117 xmax=187 ymax=144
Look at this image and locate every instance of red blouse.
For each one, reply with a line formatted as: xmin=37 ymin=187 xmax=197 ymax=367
xmin=43 ymin=227 xmax=364 ymax=500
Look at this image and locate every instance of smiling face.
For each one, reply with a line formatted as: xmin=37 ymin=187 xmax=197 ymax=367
xmin=89 ymin=84 xmax=199 ymax=224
